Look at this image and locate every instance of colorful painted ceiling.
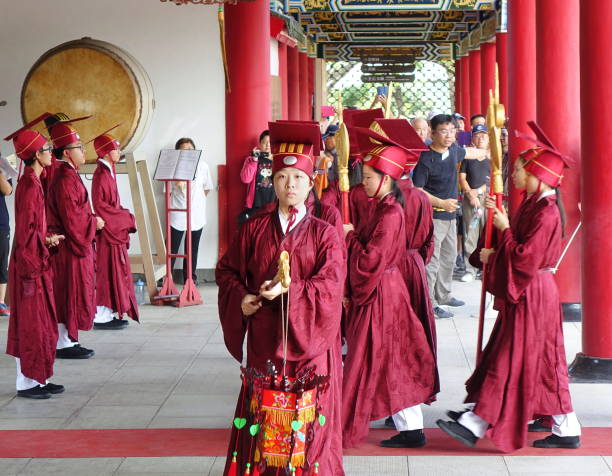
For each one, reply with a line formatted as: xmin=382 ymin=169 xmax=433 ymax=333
xmin=273 ymin=0 xmax=506 ymax=62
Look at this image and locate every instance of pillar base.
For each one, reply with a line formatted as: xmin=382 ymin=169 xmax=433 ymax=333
xmin=562 ymin=302 xmax=581 ymax=322
xmin=568 ymin=353 xmax=612 ymax=383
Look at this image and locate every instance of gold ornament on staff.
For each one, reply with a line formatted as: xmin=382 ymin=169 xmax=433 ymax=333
xmin=476 ymin=64 xmax=506 ymax=364
xmin=335 ymin=91 xmax=352 ymax=224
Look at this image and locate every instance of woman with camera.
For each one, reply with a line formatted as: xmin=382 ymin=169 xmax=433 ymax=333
xmin=238 ymin=130 xmax=275 ymax=223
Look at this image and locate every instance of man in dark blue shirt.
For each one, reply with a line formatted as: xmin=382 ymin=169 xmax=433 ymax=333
xmin=413 ymin=114 xmax=485 ymax=319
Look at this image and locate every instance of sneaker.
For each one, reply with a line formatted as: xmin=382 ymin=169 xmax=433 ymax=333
xmin=434 ymin=306 xmax=454 ymax=319
xmin=94 ymin=318 xmax=129 ymax=330
xmin=17 ymin=386 xmax=51 ymax=400
xmin=460 ymin=272 xmax=474 ymax=283
xmin=528 ymin=418 xmax=553 ymax=433
xmin=380 ymin=430 xmax=427 ymax=448
xmin=42 ymin=383 xmax=65 ymax=394
xmin=436 ymin=419 xmax=478 ymax=448
xmin=444 ymin=297 xmax=465 ymax=307
xmin=0 ymin=303 xmax=9 ymax=318
xmin=532 ymin=434 xmax=581 ymax=449
xmin=56 ymin=344 xmax=95 ymax=359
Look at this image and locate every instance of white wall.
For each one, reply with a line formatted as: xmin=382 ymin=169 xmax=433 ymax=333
xmin=0 ymin=0 xmax=226 ymax=269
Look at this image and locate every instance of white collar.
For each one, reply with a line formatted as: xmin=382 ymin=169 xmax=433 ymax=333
xmin=58 ymin=159 xmax=75 ymax=169
xmin=99 ymin=158 xmax=114 ymax=177
xmin=538 ymin=189 xmax=556 ymax=201
xmin=278 ymin=203 xmax=307 ymax=235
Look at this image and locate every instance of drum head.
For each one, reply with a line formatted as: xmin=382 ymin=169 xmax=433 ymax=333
xmin=21 ymin=38 xmax=154 ymax=162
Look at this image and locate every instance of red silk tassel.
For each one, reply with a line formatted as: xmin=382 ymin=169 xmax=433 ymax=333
xmin=227 ymin=451 xmax=238 ymax=476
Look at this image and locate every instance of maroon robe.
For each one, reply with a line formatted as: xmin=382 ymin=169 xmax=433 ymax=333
xmin=342 ymin=195 xmax=436 ymax=448
xmin=348 ymin=184 xmax=373 ymax=232
xmin=47 ymin=161 xmax=97 ymax=341
xmin=6 ymin=167 xmax=58 ymax=383
xmin=398 ymin=178 xmax=438 ymax=400
xmin=216 ymin=209 xmax=345 ymax=476
xmin=465 ymin=195 xmax=573 ymax=452
xmin=92 ymin=161 xmax=138 ymax=320
xmin=320 ymin=179 xmax=341 ymax=211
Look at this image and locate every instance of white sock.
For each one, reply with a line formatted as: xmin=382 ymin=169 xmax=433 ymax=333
xmin=56 ymin=323 xmax=77 ymax=349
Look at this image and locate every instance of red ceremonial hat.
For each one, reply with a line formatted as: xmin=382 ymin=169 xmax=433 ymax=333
xmin=48 ymin=114 xmax=92 ymax=149
xmin=343 ymin=108 xmax=384 ymax=157
xmin=3 ymin=112 xmax=52 ymax=160
xmin=354 ymin=125 xmax=417 ymax=181
xmin=269 ymin=121 xmax=321 ymax=176
xmin=371 ymin=118 xmax=428 ymax=173
xmin=89 ymin=123 xmax=122 ymax=158
xmin=515 ymin=121 xmax=574 ymax=188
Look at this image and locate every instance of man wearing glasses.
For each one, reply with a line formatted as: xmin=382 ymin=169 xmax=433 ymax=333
xmin=47 ymin=117 xmax=104 ymax=359
xmin=413 ymin=114 xmax=485 ymax=319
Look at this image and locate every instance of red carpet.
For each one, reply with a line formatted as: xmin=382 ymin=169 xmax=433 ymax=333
xmin=0 ymin=428 xmax=610 ymax=458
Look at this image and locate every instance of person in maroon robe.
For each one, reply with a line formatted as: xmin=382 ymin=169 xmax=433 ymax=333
xmin=367 ymin=119 xmax=438 ymax=431
xmin=4 ymin=118 xmax=65 ymax=399
xmin=216 ymin=121 xmax=345 ymax=476
xmin=342 ymin=126 xmax=436 ymax=449
xmin=91 ymin=125 xmax=138 ymax=329
xmin=47 ymin=119 xmax=104 ymax=359
xmin=437 ymin=122 xmax=581 ymax=451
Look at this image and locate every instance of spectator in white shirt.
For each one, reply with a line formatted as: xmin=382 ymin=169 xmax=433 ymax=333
xmin=169 ymin=138 xmax=213 ymax=285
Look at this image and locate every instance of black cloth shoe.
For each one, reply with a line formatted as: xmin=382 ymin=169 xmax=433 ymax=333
xmin=434 ymin=306 xmax=454 ymax=319
xmin=444 ymin=297 xmax=465 ymax=307
xmin=532 ymin=434 xmax=580 ymax=449
xmin=436 ymin=419 xmax=478 ymax=448
xmin=384 ymin=416 xmax=396 ymax=428
xmin=42 ymin=383 xmax=65 ymax=394
xmin=528 ymin=418 xmax=553 ymax=432
xmin=94 ymin=318 xmax=129 ymax=330
xmin=380 ymin=430 xmax=427 ymax=448
xmin=17 ymin=386 xmax=51 ymax=400
xmin=56 ymin=344 xmax=95 ymax=359
xmin=446 ymin=409 xmax=468 ymax=422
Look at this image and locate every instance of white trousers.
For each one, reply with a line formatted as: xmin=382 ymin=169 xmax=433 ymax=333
xmin=56 ymin=323 xmax=77 ymax=349
xmin=391 ymin=404 xmax=424 ymax=431
xmin=459 ymin=410 xmax=581 ymax=439
xmin=15 ymin=358 xmax=45 ymax=391
xmin=94 ymin=306 xmax=114 ymax=324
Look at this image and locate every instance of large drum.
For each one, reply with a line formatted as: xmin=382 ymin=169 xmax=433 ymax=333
xmin=21 ymin=37 xmax=155 ymax=162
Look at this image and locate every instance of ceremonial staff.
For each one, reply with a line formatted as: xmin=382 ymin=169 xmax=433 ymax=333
xmin=335 ymin=94 xmax=351 ymax=224
xmin=476 ymin=66 xmax=505 ymax=364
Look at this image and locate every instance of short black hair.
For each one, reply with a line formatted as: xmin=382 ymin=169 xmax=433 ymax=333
xmin=259 ymin=130 xmax=270 ymax=143
xmin=175 ymin=137 xmax=196 ymax=150
xmin=430 ymin=114 xmax=455 ymax=131
xmin=470 ymin=114 xmax=485 ymax=122
xmin=52 ymin=147 xmax=65 ymax=161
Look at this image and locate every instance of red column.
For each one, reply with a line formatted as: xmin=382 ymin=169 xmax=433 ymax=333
xmin=496 ymin=32 xmax=509 ymax=110
xmin=460 ymin=54 xmax=471 ymax=124
xmin=308 ymin=57 xmax=315 ymax=120
xmin=536 ymin=0 xmax=581 ymax=319
xmin=454 ymin=59 xmax=462 ymax=113
xmin=569 ymin=1 xmax=612 ymax=380
xmin=469 ymin=49 xmax=482 ymax=118
xmin=278 ymin=42 xmax=289 ymax=120
xmin=480 ymin=42 xmax=496 ymax=114
xmin=507 ymin=0 xmax=536 ymax=217
xmin=299 ymin=52 xmax=310 ymax=120
xmin=287 ymin=46 xmax=300 ymax=120
xmin=224 ymin=1 xmax=270 ymax=243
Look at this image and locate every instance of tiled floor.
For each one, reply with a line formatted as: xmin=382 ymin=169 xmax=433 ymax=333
xmin=0 ymin=281 xmax=609 ymax=475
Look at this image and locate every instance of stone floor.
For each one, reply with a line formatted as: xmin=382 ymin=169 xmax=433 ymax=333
xmin=0 ymin=280 xmax=609 ymax=475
